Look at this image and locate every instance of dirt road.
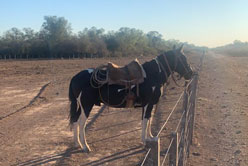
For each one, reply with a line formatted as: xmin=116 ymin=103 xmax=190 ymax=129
xmin=188 ymin=53 xmax=248 ymax=166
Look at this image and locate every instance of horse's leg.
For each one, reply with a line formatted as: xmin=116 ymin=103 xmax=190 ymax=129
xmin=147 ymin=115 xmax=153 ymax=139
xmin=142 ymin=103 xmax=156 ymax=145
xmin=145 ymin=86 xmax=162 ymax=140
xmin=141 ymin=105 xmax=148 ymax=144
xmin=77 ymin=91 xmax=94 ymax=152
xmin=146 ymin=106 xmax=154 ymax=140
xmin=78 ymin=110 xmax=91 ymax=152
xmin=73 ymin=121 xmax=80 ymax=147
xmin=141 ymin=103 xmax=154 ymax=144
xmin=73 ymin=100 xmax=82 ymax=148
xmin=69 ymin=80 xmax=81 ymax=148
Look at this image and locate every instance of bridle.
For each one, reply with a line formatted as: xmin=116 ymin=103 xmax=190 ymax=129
xmin=175 ymin=52 xmax=193 ymax=79
xmin=157 ymin=52 xmax=192 ymax=87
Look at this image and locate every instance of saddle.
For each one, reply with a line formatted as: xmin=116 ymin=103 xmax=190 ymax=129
xmin=107 ymin=59 xmax=145 ymax=86
xmin=104 ymin=59 xmax=145 ymax=108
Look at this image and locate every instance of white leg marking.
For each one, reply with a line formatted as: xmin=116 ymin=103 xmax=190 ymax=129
xmin=78 ymin=112 xmax=91 ymax=152
xmin=73 ymin=122 xmax=80 ymax=147
xmin=142 ymin=118 xmax=149 ymax=144
xmin=147 ymin=118 xmax=154 ymax=139
xmin=141 ymin=105 xmax=148 ymax=144
xmin=160 ymin=86 xmax=164 ymax=96
xmin=77 ymin=92 xmax=91 ymax=152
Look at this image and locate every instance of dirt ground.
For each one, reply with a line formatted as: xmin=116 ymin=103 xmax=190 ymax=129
xmin=0 ymin=51 xmax=247 ymax=166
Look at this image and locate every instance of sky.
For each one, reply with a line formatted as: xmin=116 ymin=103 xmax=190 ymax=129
xmin=0 ymin=0 xmax=247 ymax=48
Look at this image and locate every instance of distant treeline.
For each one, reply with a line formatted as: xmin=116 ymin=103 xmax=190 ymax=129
xmin=212 ymin=40 xmax=248 ymax=57
xmin=0 ymin=16 xmax=206 ymax=59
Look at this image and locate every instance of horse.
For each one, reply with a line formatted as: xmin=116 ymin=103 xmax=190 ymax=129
xmin=68 ymin=45 xmax=193 ymax=152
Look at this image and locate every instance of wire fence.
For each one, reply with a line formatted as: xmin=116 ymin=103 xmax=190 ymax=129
xmin=141 ymin=51 xmax=205 ymax=166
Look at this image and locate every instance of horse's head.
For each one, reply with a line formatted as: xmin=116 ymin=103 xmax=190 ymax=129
xmin=173 ymin=45 xmax=193 ymax=80
xmin=162 ymin=45 xmax=193 ymax=80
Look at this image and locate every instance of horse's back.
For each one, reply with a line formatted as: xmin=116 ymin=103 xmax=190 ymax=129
xmin=72 ymin=69 xmax=93 ymax=84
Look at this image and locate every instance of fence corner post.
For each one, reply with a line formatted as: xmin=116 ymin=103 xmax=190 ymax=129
xmin=146 ymin=137 xmax=160 ymax=166
xmin=169 ymin=132 xmax=179 ymax=166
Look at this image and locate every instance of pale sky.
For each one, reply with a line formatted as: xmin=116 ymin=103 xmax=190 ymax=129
xmin=0 ymin=0 xmax=247 ymax=48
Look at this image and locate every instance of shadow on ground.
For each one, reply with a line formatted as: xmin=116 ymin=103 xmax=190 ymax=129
xmin=14 ymin=144 xmax=144 ymax=166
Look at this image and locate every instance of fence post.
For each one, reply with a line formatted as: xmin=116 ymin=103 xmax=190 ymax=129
xmin=178 ymin=83 xmax=189 ymax=166
xmin=169 ymin=132 xmax=178 ymax=166
xmin=146 ymin=137 xmax=160 ymax=166
xmin=189 ymin=74 xmax=198 ymax=145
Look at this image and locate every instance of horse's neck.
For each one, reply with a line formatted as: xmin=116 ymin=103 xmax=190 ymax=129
xmin=157 ymin=55 xmax=173 ymax=82
xmin=142 ymin=59 xmax=170 ymax=86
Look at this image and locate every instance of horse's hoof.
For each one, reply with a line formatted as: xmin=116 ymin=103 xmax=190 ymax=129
xmin=82 ymin=147 xmax=92 ymax=153
xmin=145 ymin=137 xmax=155 ymax=142
xmin=74 ymin=143 xmax=80 ymax=148
xmin=141 ymin=139 xmax=146 ymax=145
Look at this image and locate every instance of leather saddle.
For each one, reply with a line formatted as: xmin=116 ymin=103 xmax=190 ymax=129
xmin=107 ymin=59 xmax=145 ymax=86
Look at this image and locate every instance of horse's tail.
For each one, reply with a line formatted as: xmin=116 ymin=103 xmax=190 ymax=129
xmin=69 ymin=80 xmax=81 ymax=126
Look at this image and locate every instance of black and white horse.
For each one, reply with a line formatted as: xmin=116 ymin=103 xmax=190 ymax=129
xmin=68 ymin=45 xmax=193 ymax=152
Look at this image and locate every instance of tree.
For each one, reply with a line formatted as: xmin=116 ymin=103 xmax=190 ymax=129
xmin=1 ymin=15 xmax=208 ymax=59
xmin=3 ymin=27 xmax=24 ymax=59
xmin=113 ymin=27 xmax=148 ymax=57
xmin=41 ymin=16 xmax=72 ymax=58
xmin=105 ymin=31 xmax=120 ymax=55
xmin=22 ymin=28 xmax=36 ymax=59
xmin=78 ymin=27 xmax=108 ymax=57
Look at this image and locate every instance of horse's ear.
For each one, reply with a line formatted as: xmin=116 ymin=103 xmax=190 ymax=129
xmin=179 ymin=44 xmax=184 ymax=52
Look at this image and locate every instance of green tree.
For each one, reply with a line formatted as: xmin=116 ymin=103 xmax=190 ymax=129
xmin=22 ymin=28 xmax=36 ymax=59
xmin=78 ymin=27 xmax=108 ymax=57
xmin=114 ymin=27 xmax=148 ymax=57
xmin=4 ymin=27 xmax=24 ymax=59
xmin=41 ymin=16 xmax=72 ymax=58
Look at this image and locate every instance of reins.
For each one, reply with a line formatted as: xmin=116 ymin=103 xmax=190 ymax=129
xmin=157 ymin=54 xmax=183 ymax=87
xmin=176 ymin=54 xmax=192 ymax=79
xmin=162 ymin=54 xmax=183 ymax=87
xmin=158 ymin=52 xmax=191 ymax=88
